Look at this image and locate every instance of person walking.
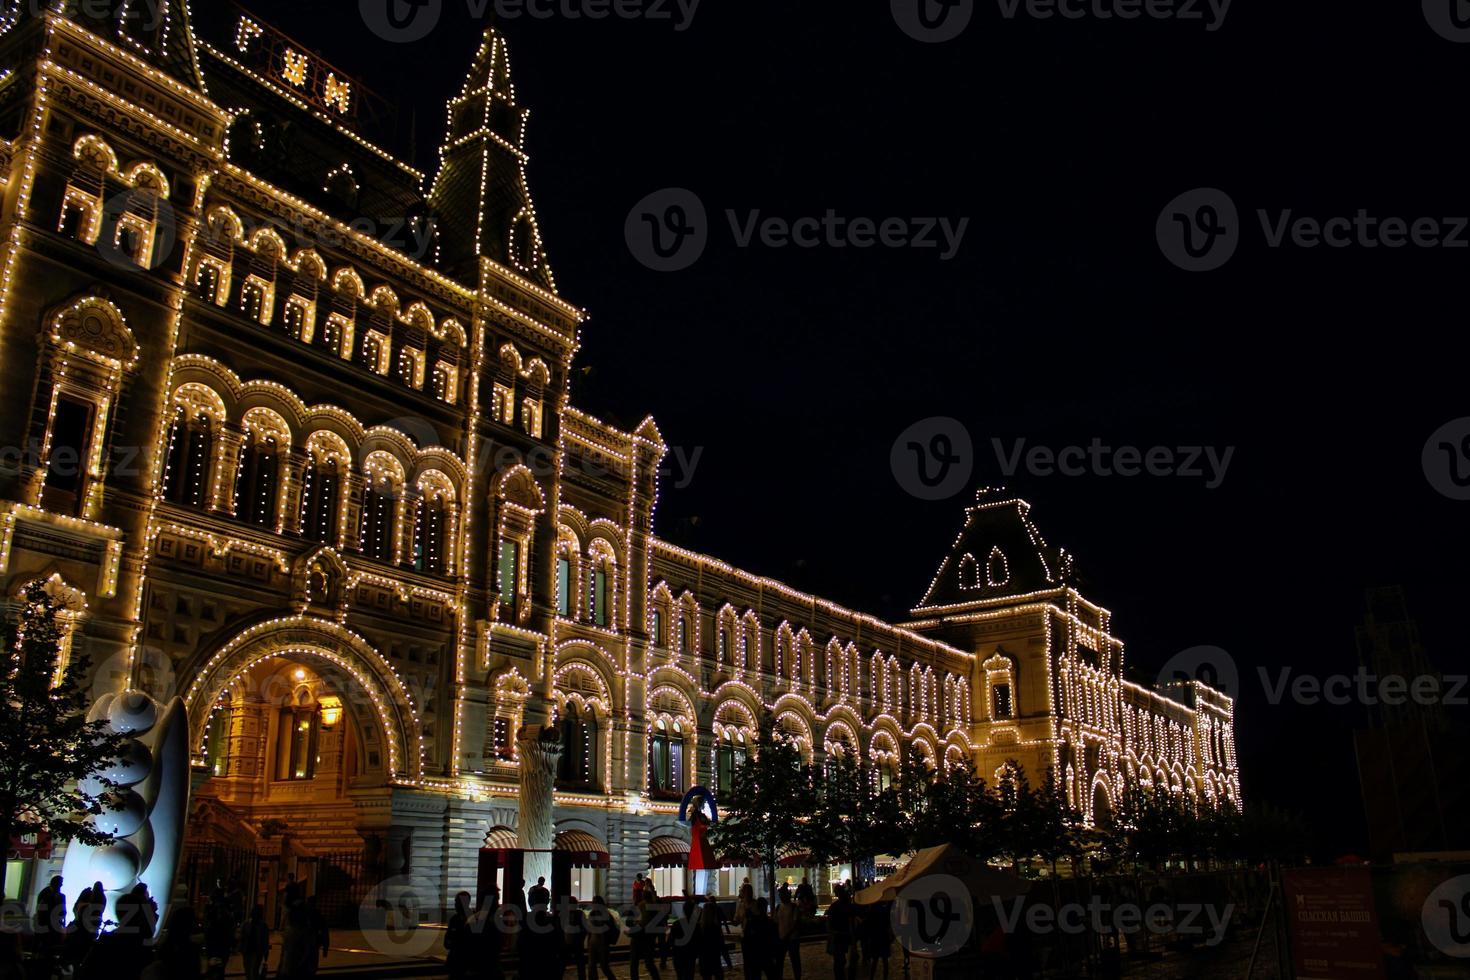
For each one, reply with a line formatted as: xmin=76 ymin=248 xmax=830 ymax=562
xmin=584 ymin=896 xmax=620 ymax=980
xmin=204 ymin=889 xmax=237 ymax=980
xmin=240 ymin=905 xmax=270 ymax=980
xmin=156 ymin=905 xmax=203 ymax=980
xmin=773 ymin=890 xmax=802 ymax=980
xmin=739 ymin=899 xmax=777 ymax=980
xmin=825 ymin=886 xmax=856 ymax=980
xmin=734 ymin=879 xmax=752 ymax=928
xmin=64 ymin=880 xmax=104 ymax=972
xmin=669 ymin=900 xmax=699 ymax=980
xmin=860 ymin=902 xmax=892 ymax=980
xmin=629 ymin=897 xmax=662 ymax=980
xmin=446 ymin=891 xmax=473 ymax=980
xmin=508 ymin=879 xmax=528 ymax=916
xmin=529 ymin=877 xmax=551 ymax=910
xmin=695 ymin=895 xmax=725 ymax=980
xmin=564 ymin=897 xmax=589 ymax=980
xmin=33 ymin=874 xmax=66 ymax=973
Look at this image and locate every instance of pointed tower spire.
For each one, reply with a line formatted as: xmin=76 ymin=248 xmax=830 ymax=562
xmin=428 ymin=27 xmax=556 ymax=289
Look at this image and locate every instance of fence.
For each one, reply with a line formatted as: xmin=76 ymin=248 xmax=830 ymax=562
xmin=182 ymin=839 xmax=260 ymax=912
xmin=315 ymin=850 xmax=369 ymax=927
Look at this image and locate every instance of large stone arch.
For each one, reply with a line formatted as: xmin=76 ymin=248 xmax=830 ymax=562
xmin=181 ymin=616 xmax=421 ymax=780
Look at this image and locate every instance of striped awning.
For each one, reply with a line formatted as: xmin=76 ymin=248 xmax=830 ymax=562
xmin=483 ymin=826 xmax=518 ymax=850
xmin=718 ymin=852 xmax=758 ymax=868
xmin=555 ymin=830 xmax=610 ymax=868
xmin=778 ymin=845 xmax=813 ymax=868
xmin=649 ymin=836 xmax=690 ymax=868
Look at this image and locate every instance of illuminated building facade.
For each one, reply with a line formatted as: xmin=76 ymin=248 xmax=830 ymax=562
xmin=0 ymin=4 xmax=1238 ymax=910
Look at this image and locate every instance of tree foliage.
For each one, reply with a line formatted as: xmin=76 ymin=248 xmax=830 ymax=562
xmin=706 ymin=720 xmax=809 ymax=895
xmin=0 ymin=580 xmax=127 ymax=896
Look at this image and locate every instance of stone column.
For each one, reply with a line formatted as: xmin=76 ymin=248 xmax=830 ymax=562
xmin=516 ymin=727 xmax=562 ymax=887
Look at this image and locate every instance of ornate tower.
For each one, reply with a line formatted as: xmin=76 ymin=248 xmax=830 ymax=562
xmin=427 ymin=28 xmax=555 ymax=288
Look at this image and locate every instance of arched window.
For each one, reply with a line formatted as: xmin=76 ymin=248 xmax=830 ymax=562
xmin=163 ymin=409 xmax=214 ymax=508
xmin=586 ymin=542 xmax=615 ymax=628
xmin=716 ymin=729 xmax=748 ymax=795
xmin=360 ymin=469 xmax=400 ymax=563
xmin=300 ymin=454 xmax=341 ymax=543
xmin=415 ymin=493 xmax=446 ymax=573
xmin=648 ymin=718 xmax=684 ymax=796
xmin=556 ymin=703 xmax=598 ymax=787
xmin=235 ymin=433 xmax=281 ymax=527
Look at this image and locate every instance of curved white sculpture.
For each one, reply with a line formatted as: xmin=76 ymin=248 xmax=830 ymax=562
xmin=61 ymin=691 xmax=190 ymax=935
xmin=516 ymin=727 xmax=562 ymax=888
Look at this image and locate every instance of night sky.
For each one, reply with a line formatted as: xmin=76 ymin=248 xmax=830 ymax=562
xmin=230 ymin=0 xmax=1469 ymax=857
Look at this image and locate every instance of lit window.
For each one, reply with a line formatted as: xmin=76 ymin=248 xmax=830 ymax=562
xmin=993 ymin=683 xmax=1013 ymax=719
xmin=557 ymin=557 xmax=571 ymax=618
xmin=498 ymin=540 xmax=519 ymax=612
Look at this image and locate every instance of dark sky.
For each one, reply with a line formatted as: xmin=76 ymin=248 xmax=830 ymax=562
xmin=231 ymin=0 xmax=1468 ymax=857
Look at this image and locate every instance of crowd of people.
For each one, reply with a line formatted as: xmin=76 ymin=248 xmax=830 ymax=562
xmin=441 ymin=873 xmax=896 ymax=980
xmin=11 ymin=871 xmax=903 ymax=980
xmin=6 ymin=871 xmax=329 ymax=980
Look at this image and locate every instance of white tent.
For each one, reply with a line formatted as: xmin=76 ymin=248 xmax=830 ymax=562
xmin=854 ymin=843 xmax=1030 ymax=905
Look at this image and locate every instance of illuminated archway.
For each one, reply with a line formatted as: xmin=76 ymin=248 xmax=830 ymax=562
xmin=181 ymin=616 xmax=421 ymax=780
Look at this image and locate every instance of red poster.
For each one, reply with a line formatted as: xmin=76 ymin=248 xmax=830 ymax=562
xmin=1282 ymin=867 xmax=1386 ymax=980
xmin=6 ymin=831 xmax=52 ymax=860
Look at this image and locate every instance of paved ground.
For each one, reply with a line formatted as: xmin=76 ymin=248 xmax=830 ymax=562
xmin=224 ymin=924 xmax=1284 ymax=980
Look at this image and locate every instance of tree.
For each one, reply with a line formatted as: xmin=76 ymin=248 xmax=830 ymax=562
xmin=707 ymin=720 xmax=809 ymax=896
xmin=906 ymin=758 xmax=1001 ymax=860
xmin=803 ymin=750 xmax=903 ymax=887
xmin=0 ymin=580 xmax=128 ymax=898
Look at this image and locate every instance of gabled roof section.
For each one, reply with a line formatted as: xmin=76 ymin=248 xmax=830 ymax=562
xmin=912 ymin=487 xmax=1075 ymax=614
xmin=21 ymin=0 xmax=206 ymax=89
